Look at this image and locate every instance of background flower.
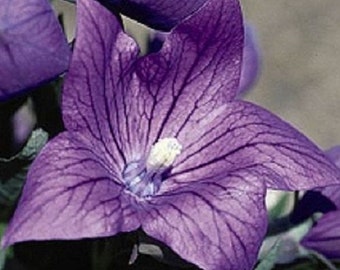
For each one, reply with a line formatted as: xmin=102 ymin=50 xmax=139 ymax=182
xmin=64 ymin=0 xmax=208 ymax=30
xmin=238 ymin=24 xmax=260 ymax=95
xmin=0 ymin=0 xmax=70 ymax=100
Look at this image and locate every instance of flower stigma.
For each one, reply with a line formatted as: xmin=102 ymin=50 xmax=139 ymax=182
xmin=123 ymin=138 xmax=182 ymax=198
xmin=146 ymin=137 xmax=182 ymax=171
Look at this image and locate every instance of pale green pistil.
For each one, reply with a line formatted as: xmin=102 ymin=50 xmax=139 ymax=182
xmin=123 ymin=138 xmax=182 ymax=198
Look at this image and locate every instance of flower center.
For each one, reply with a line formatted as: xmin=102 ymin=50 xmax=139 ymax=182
xmin=146 ymin=138 xmax=182 ymax=171
xmin=123 ymin=138 xmax=182 ymax=198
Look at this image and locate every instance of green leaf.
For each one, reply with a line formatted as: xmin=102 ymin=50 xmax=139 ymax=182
xmin=307 ymin=249 xmax=338 ymax=270
xmin=0 ymin=129 xmax=48 ymax=206
xmin=268 ymin=192 xmax=292 ymax=220
xmin=13 ymin=128 xmax=48 ymax=160
xmin=0 ymin=248 xmax=5 ymax=270
xmin=0 ymin=224 xmax=7 ymax=270
xmin=272 ymin=258 xmax=340 ymax=270
xmin=255 ymin=240 xmax=281 ymax=270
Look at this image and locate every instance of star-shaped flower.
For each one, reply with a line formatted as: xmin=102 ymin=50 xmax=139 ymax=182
xmin=2 ymin=0 xmax=340 ymax=269
xmin=0 ymin=0 xmax=70 ymax=100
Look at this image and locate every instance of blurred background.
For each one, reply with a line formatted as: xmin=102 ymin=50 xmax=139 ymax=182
xmin=242 ymin=1 xmax=340 ymax=149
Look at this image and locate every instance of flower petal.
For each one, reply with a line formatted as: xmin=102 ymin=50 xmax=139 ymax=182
xmin=0 ymin=0 xmax=70 ymax=100
xmin=318 ymin=147 xmax=340 ymax=208
xmin=101 ymin=0 xmax=207 ymax=31
xmin=63 ymin=0 xmax=243 ymax=162
xmin=291 ymin=146 xmax=340 ymax=223
xmin=142 ymin=172 xmax=267 ymax=270
xmin=298 ymin=146 xmax=340 ymax=258
xmin=301 ymin=211 xmax=340 ymax=259
xmin=2 ymin=132 xmax=140 ymax=247
xmin=62 ymin=0 xmax=140 ymax=162
xmin=147 ymin=23 xmax=259 ymax=96
xmin=326 ymin=146 xmax=340 ymax=168
xmin=164 ymin=101 xmax=340 ymax=191
xmin=133 ymin=0 xmax=243 ymax=149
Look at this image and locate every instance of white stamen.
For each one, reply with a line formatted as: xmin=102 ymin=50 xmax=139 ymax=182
xmin=146 ymin=137 xmax=182 ymax=171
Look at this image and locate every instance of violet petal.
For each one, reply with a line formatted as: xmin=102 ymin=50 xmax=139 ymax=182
xmin=133 ymin=0 xmax=243 ymax=149
xmin=326 ymin=146 xmax=340 ymax=168
xmin=320 ymin=146 xmax=340 ymax=208
xmin=63 ymin=0 xmax=243 ymax=161
xmin=147 ymin=23 xmax=260 ymax=96
xmin=301 ymin=211 xmax=340 ymax=259
xmin=163 ymin=101 xmax=340 ymax=191
xmin=62 ymin=0 xmax=141 ymax=162
xmin=142 ymin=172 xmax=267 ymax=270
xmin=0 ymin=0 xmax=70 ymax=100
xmin=1 ymin=132 xmax=140 ymax=247
xmin=298 ymin=146 xmax=340 ymax=258
xmin=291 ymin=146 xmax=340 ymax=223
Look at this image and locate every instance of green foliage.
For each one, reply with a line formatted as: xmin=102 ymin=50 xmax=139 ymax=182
xmin=255 ymin=240 xmax=280 ymax=270
xmin=0 ymin=227 xmax=4 ymax=270
xmin=0 ymin=128 xmax=47 ymax=269
xmin=0 ymin=248 xmax=5 ymax=270
xmin=0 ymin=223 xmax=9 ymax=270
xmin=0 ymin=129 xmax=48 ymax=206
xmin=268 ymin=192 xmax=292 ymax=220
xmin=273 ymin=259 xmax=340 ymax=270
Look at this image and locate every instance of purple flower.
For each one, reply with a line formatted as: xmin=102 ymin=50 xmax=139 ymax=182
xmin=0 ymin=0 xmax=70 ymax=100
xmin=238 ymin=24 xmax=260 ymax=95
xmin=300 ymin=146 xmax=340 ymax=259
xmin=2 ymin=0 xmax=340 ymax=269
